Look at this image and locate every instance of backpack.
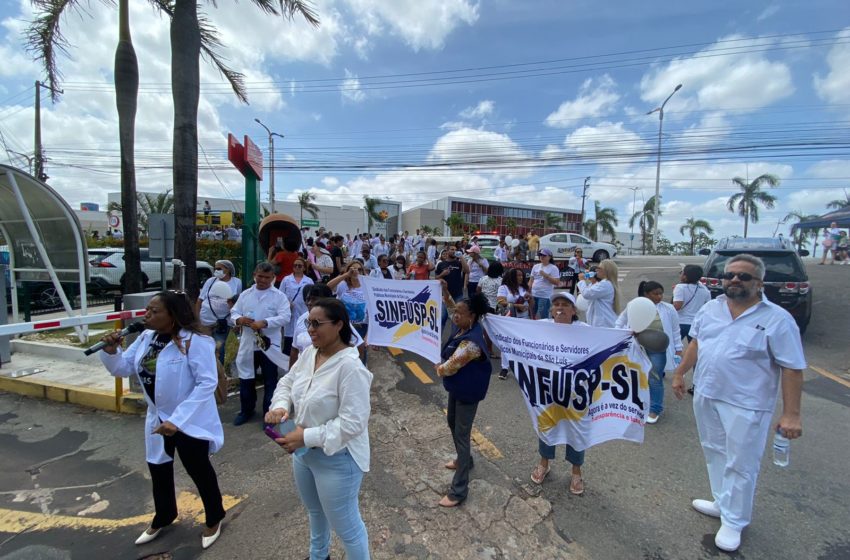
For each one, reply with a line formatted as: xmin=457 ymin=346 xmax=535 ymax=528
xmin=184 ymin=334 xmax=229 ymax=405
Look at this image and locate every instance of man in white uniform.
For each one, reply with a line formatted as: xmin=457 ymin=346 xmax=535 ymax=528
xmin=672 ymin=254 xmax=805 ymax=552
xmin=230 ymin=262 xmax=291 ymax=426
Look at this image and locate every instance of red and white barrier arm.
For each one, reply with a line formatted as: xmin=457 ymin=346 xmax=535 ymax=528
xmin=0 ymin=309 xmax=147 ymax=337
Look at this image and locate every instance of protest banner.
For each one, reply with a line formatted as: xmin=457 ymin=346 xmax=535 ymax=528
xmin=361 ymin=276 xmax=443 ymax=363
xmin=484 ymin=315 xmax=650 ymax=450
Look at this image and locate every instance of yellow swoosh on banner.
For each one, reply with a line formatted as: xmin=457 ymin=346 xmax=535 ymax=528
xmin=391 ymin=299 xmax=437 ymax=343
xmin=537 ymin=404 xmax=585 ymax=432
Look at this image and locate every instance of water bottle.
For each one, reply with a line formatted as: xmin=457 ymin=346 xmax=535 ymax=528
xmin=773 ymin=430 xmax=790 ymax=467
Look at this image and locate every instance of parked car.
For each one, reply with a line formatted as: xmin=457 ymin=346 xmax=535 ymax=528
xmin=471 ymin=234 xmax=500 ymax=260
xmin=538 ymin=232 xmax=617 ymax=262
xmin=89 ymin=248 xmax=214 ymax=290
xmin=699 ymin=237 xmax=812 ymax=333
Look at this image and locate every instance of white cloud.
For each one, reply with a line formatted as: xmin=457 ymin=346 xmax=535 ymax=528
xmin=545 ymin=74 xmax=620 ymax=127
xmin=756 ymin=5 xmax=780 ymax=22
xmin=814 ymin=27 xmax=850 ymax=106
xmin=459 ymin=100 xmax=494 ymax=120
xmin=640 ymin=35 xmax=794 ymax=112
xmin=563 ymin=121 xmax=648 ymax=156
xmin=342 ymin=0 xmax=479 ymax=51
xmin=428 ymin=127 xmax=527 ymax=171
xmin=340 ymin=70 xmax=366 ymax=103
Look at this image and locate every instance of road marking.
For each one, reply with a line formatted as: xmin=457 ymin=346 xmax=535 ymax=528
xmin=810 ymin=365 xmax=850 ymax=389
xmin=442 ymin=408 xmax=503 ymax=461
xmin=405 ymin=361 xmax=433 ymax=384
xmin=388 ymin=347 xmax=403 ymax=357
xmin=0 ymin=491 xmax=242 ymax=534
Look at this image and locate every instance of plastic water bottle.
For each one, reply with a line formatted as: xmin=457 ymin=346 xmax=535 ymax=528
xmin=773 ymin=430 xmax=790 ymax=467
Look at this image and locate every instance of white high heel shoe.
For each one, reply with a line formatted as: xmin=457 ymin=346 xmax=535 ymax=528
xmin=202 ymin=523 xmax=222 ymax=549
xmin=135 ymin=527 xmax=161 ymax=545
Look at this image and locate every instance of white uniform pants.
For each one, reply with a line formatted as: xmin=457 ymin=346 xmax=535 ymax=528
xmin=693 ymin=393 xmax=773 ymax=530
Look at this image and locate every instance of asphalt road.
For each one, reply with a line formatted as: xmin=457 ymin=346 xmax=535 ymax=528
xmin=0 ymin=255 xmax=847 ymax=559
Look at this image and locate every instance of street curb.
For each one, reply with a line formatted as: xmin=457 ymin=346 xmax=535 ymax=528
xmin=11 ymin=339 xmax=92 ymax=362
xmin=0 ymin=375 xmax=145 ymax=414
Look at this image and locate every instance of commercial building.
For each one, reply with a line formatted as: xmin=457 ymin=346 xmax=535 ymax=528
xmin=106 ymin=192 xmax=401 ymax=237
xmin=402 ymin=196 xmax=582 ymax=237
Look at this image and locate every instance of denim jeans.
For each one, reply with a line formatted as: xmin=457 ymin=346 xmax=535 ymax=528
xmin=292 ymin=448 xmax=370 ymax=560
xmin=647 ymin=351 xmax=667 ymax=415
xmin=534 ymin=296 xmax=551 ymax=320
xmin=212 ymin=329 xmax=228 ymax=366
xmin=538 ymin=438 xmax=584 ymax=466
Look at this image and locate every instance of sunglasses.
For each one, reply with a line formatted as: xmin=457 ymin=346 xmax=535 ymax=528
xmin=720 ymin=272 xmax=755 ymax=282
xmin=304 ymin=319 xmax=334 ymax=329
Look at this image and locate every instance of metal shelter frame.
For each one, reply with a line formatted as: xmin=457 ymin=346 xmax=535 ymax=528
xmin=0 ymin=164 xmax=90 ymax=340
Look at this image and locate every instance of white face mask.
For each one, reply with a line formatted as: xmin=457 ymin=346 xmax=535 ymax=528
xmin=213 ymin=269 xmax=225 ymax=279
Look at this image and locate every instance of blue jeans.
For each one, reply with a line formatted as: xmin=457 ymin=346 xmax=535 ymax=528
xmin=538 ymin=438 xmax=585 ymax=466
xmin=648 ymin=352 xmax=667 ymax=415
xmin=534 ymin=296 xmax=551 ymax=320
xmin=292 ymin=448 xmax=370 ymax=560
xmin=212 ymin=329 xmax=228 ymax=366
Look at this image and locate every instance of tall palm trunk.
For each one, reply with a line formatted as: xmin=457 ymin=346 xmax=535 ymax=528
xmin=115 ymin=0 xmax=143 ymax=293
xmin=743 ymin=201 xmax=749 ymax=237
xmin=171 ymin=0 xmax=201 ymax=297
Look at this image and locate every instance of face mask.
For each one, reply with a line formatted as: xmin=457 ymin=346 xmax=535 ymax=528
xmin=213 ymin=269 xmax=225 ymax=279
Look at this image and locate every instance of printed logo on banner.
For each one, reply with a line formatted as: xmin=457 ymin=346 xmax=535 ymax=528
xmin=373 ymin=285 xmax=439 ymax=343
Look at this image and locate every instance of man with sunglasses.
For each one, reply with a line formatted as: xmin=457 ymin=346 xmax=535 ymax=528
xmin=671 ymin=254 xmax=805 ymax=553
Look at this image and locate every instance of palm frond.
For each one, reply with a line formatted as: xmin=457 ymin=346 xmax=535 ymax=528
xmin=275 ymin=0 xmax=320 ymax=26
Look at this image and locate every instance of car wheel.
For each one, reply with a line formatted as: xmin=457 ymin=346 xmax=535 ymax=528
xmin=593 ymin=250 xmax=609 ymax=262
xmin=35 ymin=286 xmax=62 ymax=308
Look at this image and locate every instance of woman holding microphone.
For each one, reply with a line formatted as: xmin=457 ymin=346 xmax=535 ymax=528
xmin=265 ymin=298 xmax=372 ymax=560
xmin=99 ymin=291 xmax=225 ymax=549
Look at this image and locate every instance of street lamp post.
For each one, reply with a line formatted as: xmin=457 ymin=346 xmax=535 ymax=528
xmin=647 ymin=83 xmax=682 ymax=254
xmin=254 ymin=118 xmax=284 ymax=213
xmin=628 ymin=186 xmax=639 ymax=255
xmin=579 ymin=176 xmax=590 ymax=235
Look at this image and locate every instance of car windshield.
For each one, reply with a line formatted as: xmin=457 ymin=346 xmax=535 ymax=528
xmin=476 ymin=238 xmax=499 ymax=247
xmin=706 ymin=252 xmax=805 ymax=282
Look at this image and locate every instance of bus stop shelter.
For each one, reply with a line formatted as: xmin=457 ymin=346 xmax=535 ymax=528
xmin=0 ymin=164 xmax=90 ymax=339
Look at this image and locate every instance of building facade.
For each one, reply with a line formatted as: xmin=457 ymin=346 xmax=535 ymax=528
xmin=402 ymin=196 xmax=582 ymax=237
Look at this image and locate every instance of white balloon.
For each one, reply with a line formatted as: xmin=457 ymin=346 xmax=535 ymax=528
xmin=627 ymin=297 xmax=657 ymax=333
xmin=208 ymin=280 xmax=233 ymax=301
xmin=511 ymin=238 xmax=520 ymax=248
xmin=505 ymin=235 xmax=513 ymax=244
xmin=575 ymin=294 xmax=589 ymax=312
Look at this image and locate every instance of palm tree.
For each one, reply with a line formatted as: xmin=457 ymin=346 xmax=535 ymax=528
xmin=629 ymin=195 xmax=660 ymax=255
xmin=109 ymin=191 xmax=175 ymax=236
xmin=445 ymin=213 xmax=466 ymax=236
xmin=298 ymin=191 xmax=319 ymax=226
xmin=726 ymin=174 xmax=780 ymax=237
xmin=544 ymin=213 xmax=562 ymax=234
xmin=485 ymin=216 xmax=498 ymax=232
xmin=169 ymin=0 xmax=319 ymax=297
xmin=826 ymin=191 xmax=850 ymax=210
xmin=583 ymin=219 xmax=598 ymax=240
xmin=592 ymin=201 xmax=618 ymax=241
xmin=784 ymin=211 xmax=820 ymax=252
xmin=679 ymin=217 xmax=714 ymax=256
xmin=505 ymin=218 xmax=518 ymax=235
xmin=363 ymin=196 xmax=385 ymax=234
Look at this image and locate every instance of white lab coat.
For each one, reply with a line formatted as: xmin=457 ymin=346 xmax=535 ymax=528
xmin=230 ymin=285 xmax=291 ymax=379
xmin=99 ymin=329 xmax=223 ymax=464
xmin=582 ymin=279 xmax=618 ymax=328
xmin=616 ymin=301 xmax=682 ymax=371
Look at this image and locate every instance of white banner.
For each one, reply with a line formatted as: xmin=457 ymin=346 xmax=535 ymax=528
xmin=360 ymin=276 xmax=443 ymax=363
xmin=484 ymin=315 xmax=651 ymax=451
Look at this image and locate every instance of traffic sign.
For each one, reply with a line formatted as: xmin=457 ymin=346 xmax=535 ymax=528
xmin=108 ymin=215 xmax=120 ymax=228
xmin=301 ymin=219 xmax=320 ymax=227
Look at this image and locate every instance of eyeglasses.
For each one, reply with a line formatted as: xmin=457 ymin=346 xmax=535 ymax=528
xmin=720 ymin=271 xmax=755 ymax=282
xmin=304 ymin=319 xmax=335 ymax=329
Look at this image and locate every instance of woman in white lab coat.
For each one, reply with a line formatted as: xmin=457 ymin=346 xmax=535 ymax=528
xmin=581 ymin=260 xmax=620 ymax=328
xmin=266 ymin=298 xmax=373 ymax=560
xmin=99 ymin=291 xmax=225 ymax=549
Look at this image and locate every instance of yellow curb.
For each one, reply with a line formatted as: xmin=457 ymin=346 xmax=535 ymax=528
xmin=0 ymin=375 xmax=144 ymax=414
xmin=442 ymin=408 xmax=503 ymax=461
xmin=809 ymin=365 xmax=850 ymax=389
xmin=405 ymin=361 xmax=433 ymax=384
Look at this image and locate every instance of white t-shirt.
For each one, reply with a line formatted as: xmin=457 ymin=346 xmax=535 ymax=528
xmin=198 ymin=276 xmax=242 ymax=326
xmin=335 ymin=281 xmax=368 ymax=325
xmin=497 ymin=285 xmax=530 ymax=318
xmin=672 ymin=283 xmax=711 ymax=325
xmin=467 ymin=257 xmax=489 ymax=283
xmin=530 ymin=263 xmax=560 ymax=298
xmin=280 ymin=274 xmax=314 ymax=336
xmin=581 ymin=279 xmax=617 ymax=328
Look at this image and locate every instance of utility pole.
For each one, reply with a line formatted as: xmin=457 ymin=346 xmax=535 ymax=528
xmin=628 ymin=187 xmax=639 ymax=255
xmin=579 ymin=176 xmax=590 ymax=235
xmin=254 ymin=118 xmax=283 ymax=213
xmin=647 ymin=83 xmax=682 ymax=253
xmin=34 ymin=80 xmax=63 ymax=182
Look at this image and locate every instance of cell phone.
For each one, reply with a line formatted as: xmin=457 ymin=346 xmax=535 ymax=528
xmin=263 ymin=425 xmax=283 ymax=440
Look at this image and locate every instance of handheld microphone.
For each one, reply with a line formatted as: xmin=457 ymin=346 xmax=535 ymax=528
xmin=84 ymin=322 xmax=145 ymax=356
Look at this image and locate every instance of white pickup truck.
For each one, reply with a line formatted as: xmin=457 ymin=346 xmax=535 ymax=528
xmin=538 ymin=232 xmax=617 ymax=262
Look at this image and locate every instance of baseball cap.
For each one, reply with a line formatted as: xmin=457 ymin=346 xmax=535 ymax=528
xmin=538 ymin=248 xmax=553 ymax=257
xmin=466 ymin=246 xmax=481 ymax=254
xmin=550 ymin=291 xmax=576 ymax=305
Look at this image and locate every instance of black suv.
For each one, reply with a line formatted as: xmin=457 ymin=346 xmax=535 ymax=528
xmin=699 ymin=237 xmax=812 ymax=333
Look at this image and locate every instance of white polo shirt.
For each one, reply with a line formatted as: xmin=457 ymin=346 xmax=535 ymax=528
xmin=690 ymin=295 xmax=806 ymax=411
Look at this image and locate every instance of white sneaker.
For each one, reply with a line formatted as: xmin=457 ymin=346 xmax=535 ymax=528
xmin=691 ymin=498 xmax=721 ymax=518
xmin=715 ymin=524 xmax=742 ymax=552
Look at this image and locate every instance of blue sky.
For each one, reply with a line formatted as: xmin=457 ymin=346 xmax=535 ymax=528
xmin=0 ymin=0 xmax=848 ymax=242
